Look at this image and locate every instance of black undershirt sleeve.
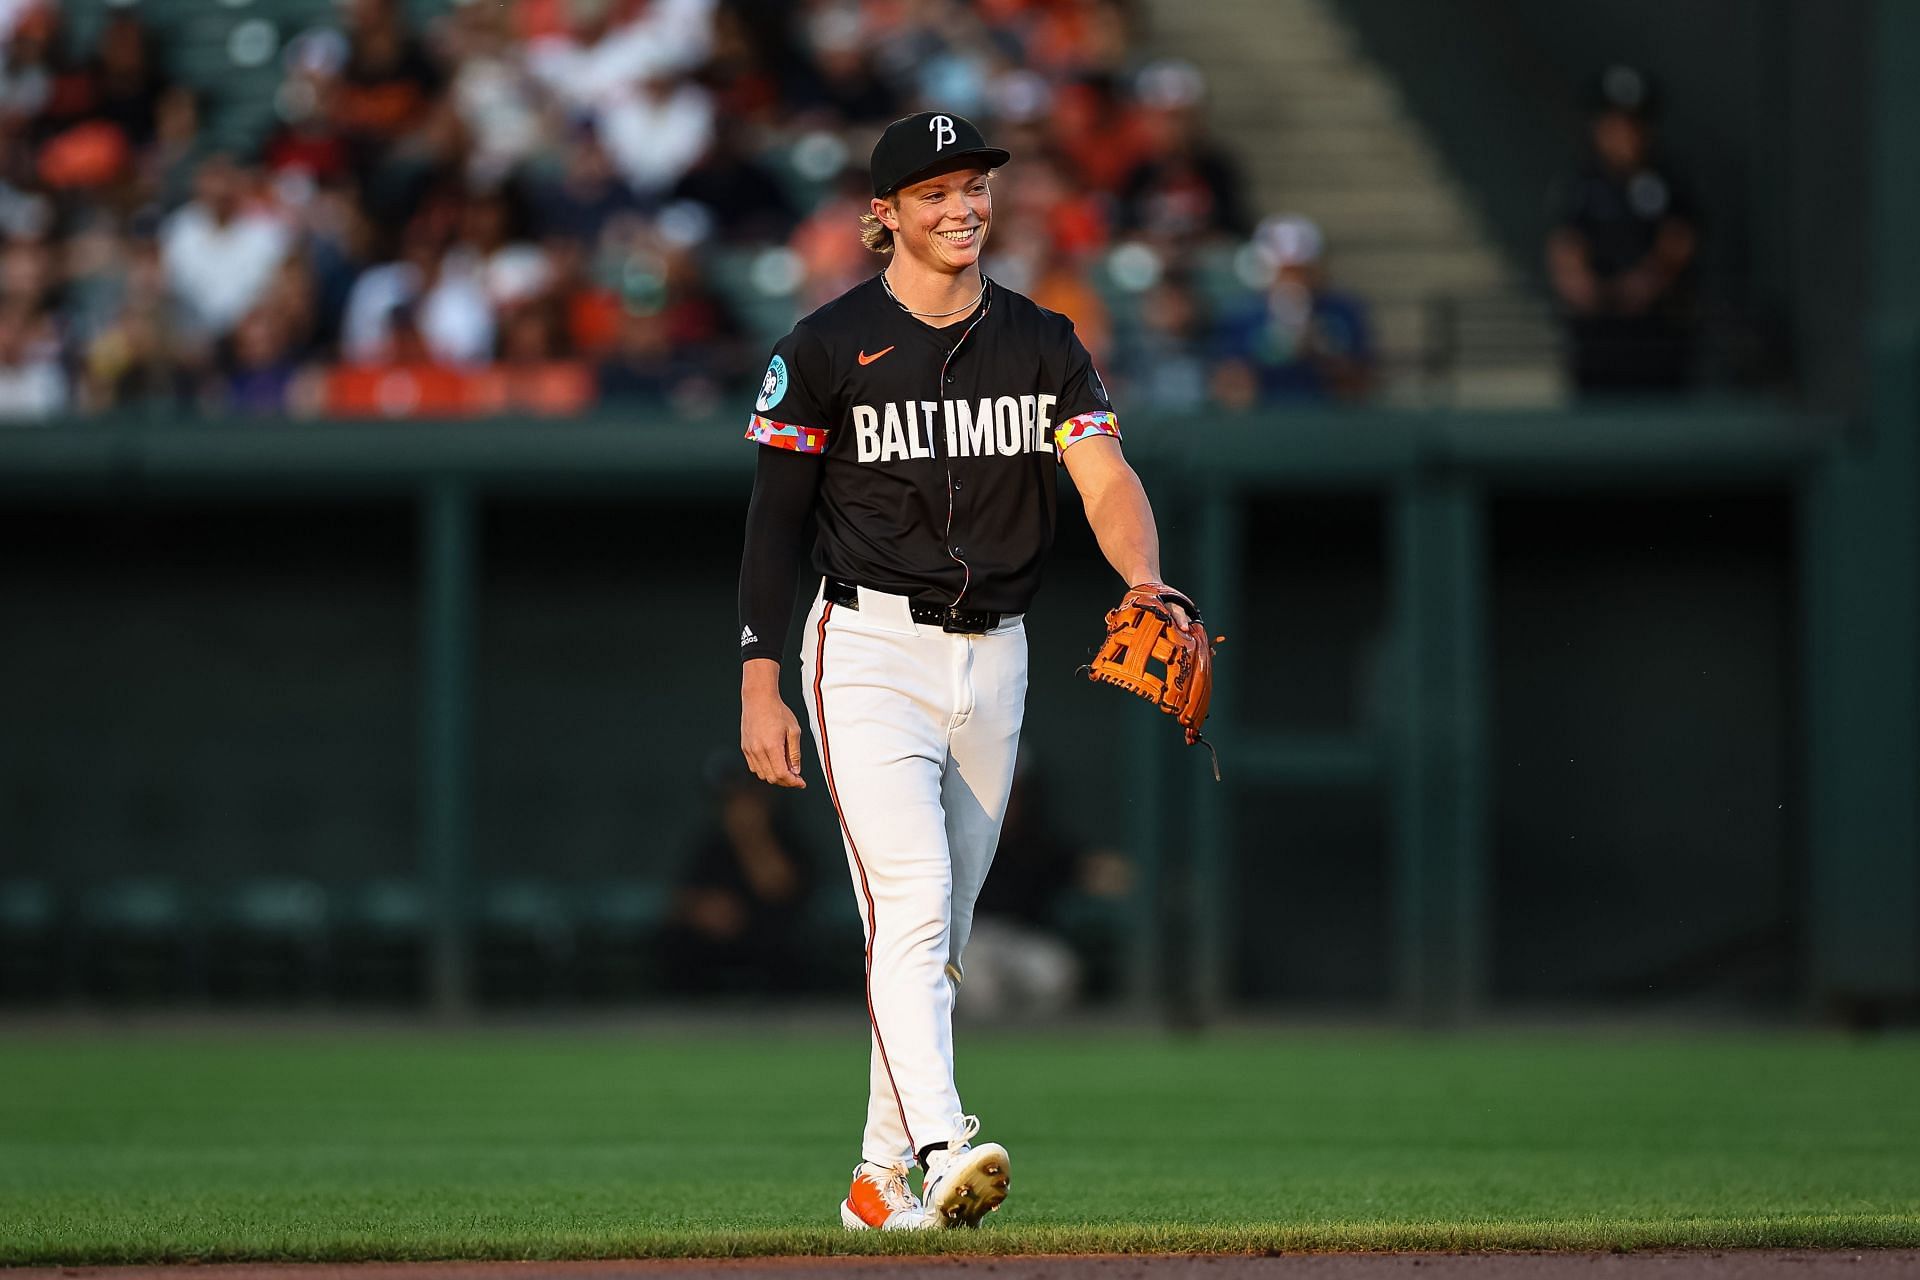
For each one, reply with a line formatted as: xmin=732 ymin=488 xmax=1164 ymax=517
xmin=737 ymin=444 xmax=825 ymax=664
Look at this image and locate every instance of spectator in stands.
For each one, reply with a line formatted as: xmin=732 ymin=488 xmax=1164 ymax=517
xmin=530 ymin=122 xmax=637 ymax=245
xmin=1049 ymin=74 xmax=1145 ymax=194
xmin=342 ymin=216 xmax=493 ymax=366
xmin=143 ymin=58 xmax=199 ymax=209
xmin=440 ymin=0 xmax=547 ymax=189
xmin=260 ymin=254 xmax=323 ymax=363
xmin=31 ymin=9 xmax=181 ymax=203
xmin=332 ymin=0 xmax=445 ymax=165
xmin=75 ymin=9 xmax=182 ymax=156
xmin=78 ymin=231 xmax=181 ymax=411
xmin=1214 ymin=215 xmax=1375 ymax=405
xmin=160 ymin=154 xmax=291 ymax=342
xmin=702 ymin=1 xmax=782 ymax=127
xmin=1 ymin=223 xmax=56 ymax=316
xmin=1119 ymin=60 xmax=1251 ymax=244
xmin=0 ymin=294 xmax=63 ymax=420
xmin=0 ymin=4 xmax=62 ymax=133
xmin=656 ymin=244 xmax=743 ymax=385
xmin=449 ymin=183 xmax=552 ymax=322
xmin=525 ymin=0 xmax=715 ymax=119
xmin=0 ymin=128 xmax=48 ymax=244
xmin=61 ymin=210 xmax=128 ymax=353
xmin=598 ymin=71 xmax=714 ymax=199
xmin=1547 ymin=66 xmax=1698 ymax=395
xmin=262 ymin=32 xmax=355 ymax=188
xmin=289 ymin=178 xmax=369 ymax=353
xmin=670 ymin=118 xmax=797 ymax=245
xmin=216 ymin=254 xmax=325 ymax=414
xmin=5 ymin=0 xmax=1294 ymax=424
xmin=219 ymin=304 xmax=303 ymax=415
xmin=494 ymin=295 xmax=595 ymax=415
xmin=1117 ymin=273 xmax=1211 ymax=412
xmin=656 ymin=758 xmax=820 ymax=996
xmin=597 ymin=303 xmax=681 ymax=404
xmin=786 ymin=4 xmax=900 ymax=126
xmin=596 ymin=230 xmax=741 ymax=410
xmin=544 ymin=234 xmax=620 ymax=360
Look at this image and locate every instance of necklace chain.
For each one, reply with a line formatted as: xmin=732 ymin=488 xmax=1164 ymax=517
xmin=880 ymin=269 xmax=987 ymax=318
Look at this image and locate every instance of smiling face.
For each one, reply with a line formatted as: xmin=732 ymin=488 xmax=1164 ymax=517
xmin=874 ymin=167 xmax=992 ymax=275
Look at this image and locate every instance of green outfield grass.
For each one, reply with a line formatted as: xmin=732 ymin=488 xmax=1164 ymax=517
xmin=1 ymin=1028 xmax=1917 ymax=1263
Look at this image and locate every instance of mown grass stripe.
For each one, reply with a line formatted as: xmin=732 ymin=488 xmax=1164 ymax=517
xmin=2 ymin=1032 xmax=1915 ymax=1265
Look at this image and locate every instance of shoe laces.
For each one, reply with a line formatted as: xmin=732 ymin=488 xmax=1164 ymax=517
xmin=926 ymin=1114 xmax=982 ymax=1180
xmin=860 ymin=1161 xmax=919 ymax=1215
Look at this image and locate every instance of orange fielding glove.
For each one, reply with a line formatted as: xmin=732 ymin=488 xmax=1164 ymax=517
xmin=1084 ymin=581 xmax=1223 ymax=779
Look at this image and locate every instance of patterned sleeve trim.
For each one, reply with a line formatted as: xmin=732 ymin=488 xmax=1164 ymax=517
xmin=745 ymin=415 xmax=829 ymax=455
xmin=1054 ymin=410 xmax=1121 ymax=453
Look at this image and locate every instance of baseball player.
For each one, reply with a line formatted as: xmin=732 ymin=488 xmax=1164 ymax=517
xmin=736 ymin=111 xmax=1192 ymax=1230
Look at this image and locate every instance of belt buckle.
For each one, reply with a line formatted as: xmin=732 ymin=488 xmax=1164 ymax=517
xmin=942 ymin=607 xmax=989 ymax=634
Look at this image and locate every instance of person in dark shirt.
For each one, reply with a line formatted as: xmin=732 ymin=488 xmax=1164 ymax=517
xmin=599 ymin=247 xmax=744 ymax=407
xmin=1117 ymin=61 xmax=1250 ymax=243
xmin=786 ymin=14 xmax=900 ymax=126
xmin=1547 ymin=66 xmax=1698 ymax=395
xmin=80 ymin=11 xmax=181 ymax=152
xmin=332 ymin=0 xmax=446 ymax=164
xmin=670 ymin=119 xmax=798 ymax=245
xmin=531 ymin=122 xmax=638 ymax=244
xmin=656 ymin=760 xmax=819 ymax=996
xmin=958 ymin=759 xmax=1137 ymax=1018
xmin=220 ymin=304 xmax=301 ymax=415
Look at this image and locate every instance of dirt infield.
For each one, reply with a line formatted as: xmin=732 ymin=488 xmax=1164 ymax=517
xmin=15 ymin=1255 xmax=1917 ymax=1280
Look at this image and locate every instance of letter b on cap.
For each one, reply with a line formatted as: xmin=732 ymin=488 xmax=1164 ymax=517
xmin=930 ymin=115 xmax=956 ymax=150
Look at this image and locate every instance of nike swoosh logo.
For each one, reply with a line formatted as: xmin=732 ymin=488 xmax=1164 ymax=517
xmin=857 ymin=346 xmax=895 ymax=366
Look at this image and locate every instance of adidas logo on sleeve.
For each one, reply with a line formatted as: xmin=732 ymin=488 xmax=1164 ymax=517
xmin=740 ymin=625 xmax=759 ymax=647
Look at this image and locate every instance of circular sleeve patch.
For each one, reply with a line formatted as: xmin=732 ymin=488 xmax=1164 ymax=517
xmin=756 ymin=355 xmax=789 ymax=413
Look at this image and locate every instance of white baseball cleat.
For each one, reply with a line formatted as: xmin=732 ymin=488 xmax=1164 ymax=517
xmin=840 ymin=1160 xmax=937 ymax=1231
xmin=920 ymin=1114 xmax=1010 ymax=1228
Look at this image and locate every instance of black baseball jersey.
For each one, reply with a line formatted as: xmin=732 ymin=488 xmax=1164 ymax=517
xmin=1556 ymin=159 xmax=1695 ymax=279
xmin=738 ymin=274 xmax=1118 ymax=660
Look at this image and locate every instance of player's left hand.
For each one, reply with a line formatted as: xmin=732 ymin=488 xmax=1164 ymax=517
xmin=1084 ymin=581 xmax=1220 ymax=776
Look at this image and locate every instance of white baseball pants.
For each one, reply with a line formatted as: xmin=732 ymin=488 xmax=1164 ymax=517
xmin=799 ymin=581 xmax=1027 ymax=1168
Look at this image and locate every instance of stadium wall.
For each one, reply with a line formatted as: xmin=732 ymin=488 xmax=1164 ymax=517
xmin=5 ymin=405 xmax=1896 ymax=1019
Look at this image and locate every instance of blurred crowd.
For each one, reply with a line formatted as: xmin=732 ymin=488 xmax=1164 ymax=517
xmin=0 ymin=0 xmax=1378 ymax=424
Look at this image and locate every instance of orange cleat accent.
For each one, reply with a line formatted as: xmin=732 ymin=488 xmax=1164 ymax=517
xmin=840 ymin=1161 xmax=935 ymax=1231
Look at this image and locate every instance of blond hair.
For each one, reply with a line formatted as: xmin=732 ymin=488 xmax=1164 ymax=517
xmin=859 ymin=196 xmax=898 ymax=255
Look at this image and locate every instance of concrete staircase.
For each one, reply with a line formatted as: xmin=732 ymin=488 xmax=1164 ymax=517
xmin=1142 ymin=0 xmax=1565 ymax=406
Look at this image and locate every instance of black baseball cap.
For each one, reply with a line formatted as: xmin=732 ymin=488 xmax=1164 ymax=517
xmin=870 ymin=111 xmax=1010 ymax=197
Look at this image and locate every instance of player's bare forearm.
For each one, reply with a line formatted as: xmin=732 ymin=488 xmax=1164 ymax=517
xmin=1065 ymin=436 xmax=1162 ymax=588
xmin=740 ymin=658 xmax=806 ymax=788
xmin=1065 ymin=436 xmax=1199 ymax=630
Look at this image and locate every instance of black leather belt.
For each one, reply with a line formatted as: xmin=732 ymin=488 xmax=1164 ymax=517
xmin=824 ymin=578 xmax=1003 ymax=634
